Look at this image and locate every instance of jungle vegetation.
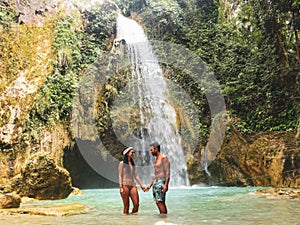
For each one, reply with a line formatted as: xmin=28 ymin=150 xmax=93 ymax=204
xmin=0 ymin=0 xmax=299 ymax=151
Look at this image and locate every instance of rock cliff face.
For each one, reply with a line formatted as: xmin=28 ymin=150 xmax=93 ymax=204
xmin=15 ymin=0 xmax=58 ymax=25
xmin=0 ymin=0 xmax=73 ymax=198
xmin=206 ymin=125 xmax=300 ymax=187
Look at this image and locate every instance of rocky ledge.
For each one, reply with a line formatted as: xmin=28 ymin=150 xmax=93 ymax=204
xmin=254 ymin=188 xmax=300 ymax=199
xmin=0 ymin=203 xmax=91 ymax=216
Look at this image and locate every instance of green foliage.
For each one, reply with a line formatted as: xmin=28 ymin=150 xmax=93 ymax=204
xmin=24 ymin=70 xmax=77 ymax=142
xmin=96 ymin=66 xmax=129 ymax=134
xmin=163 ymin=65 xmax=211 ymax=143
xmin=114 ymin=0 xmax=148 ymax=15
xmin=22 ymin=9 xmax=82 ymax=142
xmin=79 ymin=3 xmax=118 ymax=68
xmin=133 ymin=0 xmax=299 ymax=135
xmin=214 ymin=0 xmax=300 ymax=133
xmin=40 ymin=71 xmax=76 ymax=122
xmin=22 ymin=2 xmax=118 ymax=143
xmin=73 ymin=4 xmax=120 ymax=136
xmin=53 ymin=9 xmax=83 ymax=74
xmin=0 ymin=1 xmax=17 ymax=30
xmin=180 ymin=0 xmax=218 ymax=62
xmin=142 ymin=0 xmax=185 ymax=42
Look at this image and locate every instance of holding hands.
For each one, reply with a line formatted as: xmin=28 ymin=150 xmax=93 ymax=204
xmin=140 ymin=185 xmax=147 ymax=192
xmin=142 ymin=176 xmax=155 ymax=192
xmin=140 ymin=185 xmax=151 ymax=192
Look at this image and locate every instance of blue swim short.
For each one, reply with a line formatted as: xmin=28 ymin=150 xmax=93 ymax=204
xmin=152 ymin=178 xmax=166 ymax=202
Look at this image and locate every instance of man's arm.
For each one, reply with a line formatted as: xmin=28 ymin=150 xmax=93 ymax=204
xmin=162 ymin=156 xmax=170 ymax=193
xmin=146 ymin=175 xmax=156 ymax=191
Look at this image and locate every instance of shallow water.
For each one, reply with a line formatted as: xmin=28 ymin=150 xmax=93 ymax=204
xmin=1 ymin=187 xmax=300 ymax=225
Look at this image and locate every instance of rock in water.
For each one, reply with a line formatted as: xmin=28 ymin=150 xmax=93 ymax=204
xmin=10 ymin=153 xmax=72 ymax=200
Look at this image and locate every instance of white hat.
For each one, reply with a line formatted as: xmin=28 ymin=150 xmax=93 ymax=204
xmin=123 ymin=147 xmax=133 ymax=155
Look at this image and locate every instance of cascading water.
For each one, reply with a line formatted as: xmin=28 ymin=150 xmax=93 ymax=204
xmin=203 ymin=146 xmax=211 ymax=177
xmin=114 ymin=14 xmax=190 ymax=186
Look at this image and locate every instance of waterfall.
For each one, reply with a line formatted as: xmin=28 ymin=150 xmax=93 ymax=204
xmin=114 ymin=14 xmax=190 ymax=186
xmin=203 ymin=146 xmax=211 ymax=178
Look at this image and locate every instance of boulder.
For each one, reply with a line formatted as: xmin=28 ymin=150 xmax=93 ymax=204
xmin=10 ymin=153 xmax=72 ymax=200
xmin=0 ymin=193 xmax=21 ymax=209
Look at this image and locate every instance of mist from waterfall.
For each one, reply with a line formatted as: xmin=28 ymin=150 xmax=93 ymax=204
xmin=113 ymin=14 xmax=190 ymax=186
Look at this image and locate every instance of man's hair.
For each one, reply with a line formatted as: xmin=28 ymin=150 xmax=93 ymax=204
xmin=150 ymin=142 xmax=160 ymax=151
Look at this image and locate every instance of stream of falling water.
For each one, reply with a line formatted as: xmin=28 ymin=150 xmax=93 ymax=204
xmin=113 ymin=14 xmax=190 ymax=186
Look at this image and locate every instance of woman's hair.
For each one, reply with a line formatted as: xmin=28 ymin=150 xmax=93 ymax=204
xmin=122 ymin=147 xmax=135 ymax=172
xmin=123 ymin=153 xmax=135 ymax=166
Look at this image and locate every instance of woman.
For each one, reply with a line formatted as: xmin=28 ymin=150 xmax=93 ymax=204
xmin=118 ymin=146 xmax=145 ymax=214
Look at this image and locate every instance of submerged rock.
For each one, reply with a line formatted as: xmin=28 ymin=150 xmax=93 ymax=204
xmin=0 ymin=203 xmax=90 ymax=216
xmin=9 ymin=153 xmax=72 ymax=200
xmin=254 ymin=188 xmax=300 ymax=199
xmin=0 ymin=193 xmax=21 ymax=209
xmin=70 ymin=187 xmax=84 ymax=196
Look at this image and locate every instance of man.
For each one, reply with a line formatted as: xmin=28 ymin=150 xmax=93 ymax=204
xmin=146 ymin=142 xmax=170 ymax=215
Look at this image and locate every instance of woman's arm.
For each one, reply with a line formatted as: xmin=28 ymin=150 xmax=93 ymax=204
xmin=133 ymin=169 xmax=144 ymax=187
xmin=118 ymin=162 xmax=124 ymax=192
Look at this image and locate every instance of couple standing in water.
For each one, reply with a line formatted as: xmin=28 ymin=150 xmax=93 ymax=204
xmin=118 ymin=142 xmax=170 ymax=216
